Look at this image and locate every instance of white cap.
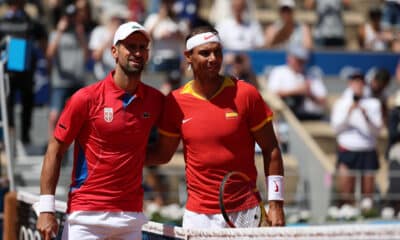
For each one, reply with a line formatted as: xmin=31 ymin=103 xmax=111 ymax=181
xmin=113 ymin=21 xmax=150 ymax=45
xmin=279 ymin=0 xmax=295 ymax=8
xmin=287 ymin=44 xmax=309 ymax=60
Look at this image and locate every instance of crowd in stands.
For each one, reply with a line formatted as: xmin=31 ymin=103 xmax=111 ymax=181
xmin=1 ymin=0 xmax=400 ymax=218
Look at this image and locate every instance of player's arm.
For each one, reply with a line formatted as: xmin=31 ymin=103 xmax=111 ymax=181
xmin=36 ymin=136 xmax=69 ymax=240
xmin=145 ymin=132 xmax=181 ymax=166
xmin=252 ymin=120 xmax=285 ymax=227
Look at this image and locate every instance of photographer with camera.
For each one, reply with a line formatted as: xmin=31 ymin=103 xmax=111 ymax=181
xmin=330 ymin=68 xmax=383 ymax=211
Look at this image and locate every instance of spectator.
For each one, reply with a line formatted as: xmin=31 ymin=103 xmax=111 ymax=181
xmin=215 ymin=0 xmax=264 ymax=50
xmin=305 ymin=0 xmax=350 ymax=48
xmin=0 ymin=0 xmax=47 ymax=144
xmin=46 ymin=2 xmax=89 ymax=135
xmin=127 ymin=0 xmax=146 ymax=22
xmin=208 ymin=0 xmax=257 ymax=25
xmin=330 ymin=69 xmax=383 ymax=208
xmin=265 ymin=0 xmax=313 ymax=49
xmin=381 ymin=0 xmax=400 ymax=52
xmin=267 ymin=45 xmax=327 ymax=120
xmin=174 ymin=0 xmax=213 ymax=32
xmin=385 ymin=92 xmax=400 ymax=216
xmin=358 ymin=7 xmax=390 ymax=51
xmin=366 ymin=68 xmax=391 ymax=124
xmin=224 ymin=53 xmax=259 ymax=89
xmin=89 ymin=4 xmax=129 ymax=80
xmin=144 ymin=0 xmax=185 ymax=74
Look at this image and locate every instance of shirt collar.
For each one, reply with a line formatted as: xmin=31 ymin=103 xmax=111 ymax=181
xmin=180 ymin=76 xmax=235 ymax=100
xmin=106 ymin=71 xmax=145 ymax=100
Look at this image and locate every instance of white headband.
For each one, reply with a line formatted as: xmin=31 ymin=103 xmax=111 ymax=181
xmin=186 ymin=32 xmax=220 ymax=51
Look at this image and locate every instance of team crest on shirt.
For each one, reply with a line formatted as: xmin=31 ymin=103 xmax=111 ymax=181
xmin=104 ymin=107 xmax=113 ymax=122
xmin=225 ymin=111 xmax=238 ymax=119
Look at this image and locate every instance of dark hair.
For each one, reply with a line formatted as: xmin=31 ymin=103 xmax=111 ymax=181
xmin=369 ymin=8 xmax=382 ymax=20
xmin=374 ymin=68 xmax=391 ymax=85
xmin=185 ymin=26 xmax=219 ymax=43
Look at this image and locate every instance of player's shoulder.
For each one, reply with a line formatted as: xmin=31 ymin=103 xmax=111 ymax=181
xmin=234 ymin=77 xmax=259 ymax=95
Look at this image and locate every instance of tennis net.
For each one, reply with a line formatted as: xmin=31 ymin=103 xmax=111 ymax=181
xmin=15 ymin=191 xmax=400 ymax=240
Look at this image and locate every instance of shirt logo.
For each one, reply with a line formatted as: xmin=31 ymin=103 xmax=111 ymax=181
xmin=225 ymin=111 xmax=238 ymax=119
xmin=274 ymin=181 xmax=279 ymax=192
xmin=203 ymin=34 xmax=215 ymax=40
xmin=182 ymin=118 xmax=192 ymax=124
xmin=104 ymin=108 xmax=113 ymax=123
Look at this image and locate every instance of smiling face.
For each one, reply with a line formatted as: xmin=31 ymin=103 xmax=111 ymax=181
xmin=112 ymin=32 xmax=150 ymax=75
xmin=185 ymin=42 xmax=223 ymax=77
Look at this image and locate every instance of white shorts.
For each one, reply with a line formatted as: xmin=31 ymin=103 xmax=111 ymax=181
xmin=182 ymin=206 xmax=259 ymax=229
xmin=61 ymin=211 xmax=148 ymax=240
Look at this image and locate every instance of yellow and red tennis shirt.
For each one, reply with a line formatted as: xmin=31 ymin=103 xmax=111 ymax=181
xmin=159 ymin=77 xmax=274 ymax=214
xmin=54 ymin=72 xmax=164 ymax=213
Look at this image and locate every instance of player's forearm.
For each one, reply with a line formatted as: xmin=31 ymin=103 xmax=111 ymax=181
xmin=265 ymin=147 xmax=284 ymax=176
xmin=40 ymin=138 xmax=64 ymax=195
xmin=40 ymin=154 xmax=62 ymax=195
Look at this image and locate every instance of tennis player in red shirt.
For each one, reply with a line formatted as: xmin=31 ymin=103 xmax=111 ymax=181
xmin=36 ymin=21 xmax=164 ymax=239
xmin=146 ymin=26 xmax=285 ymax=228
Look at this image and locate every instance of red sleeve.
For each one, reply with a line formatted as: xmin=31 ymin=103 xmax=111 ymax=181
xmin=244 ymin=83 xmax=274 ymax=132
xmin=158 ymin=92 xmax=183 ymax=137
xmin=54 ymin=89 xmax=89 ymax=145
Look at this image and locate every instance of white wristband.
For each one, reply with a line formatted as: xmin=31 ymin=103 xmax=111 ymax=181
xmin=267 ymin=175 xmax=284 ymax=201
xmin=39 ymin=195 xmax=56 ymax=213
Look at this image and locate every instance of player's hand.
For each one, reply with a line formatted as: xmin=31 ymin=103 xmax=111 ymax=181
xmin=267 ymin=200 xmax=285 ymax=226
xmin=37 ymin=212 xmax=58 ymax=240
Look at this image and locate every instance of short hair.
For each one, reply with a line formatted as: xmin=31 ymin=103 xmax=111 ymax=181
xmin=374 ymin=68 xmax=391 ymax=85
xmin=185 ymin=26 xmax=219 ymax=44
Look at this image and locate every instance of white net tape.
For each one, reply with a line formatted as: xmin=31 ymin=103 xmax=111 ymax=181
xmin=142 ymin=221 xmax=400 ymax=240
xmin=17 ymin=191 xmax=400 ymax=240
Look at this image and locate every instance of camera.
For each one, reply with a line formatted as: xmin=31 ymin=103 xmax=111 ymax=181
xmin=353 ymin=94 xmax=361 ymax=102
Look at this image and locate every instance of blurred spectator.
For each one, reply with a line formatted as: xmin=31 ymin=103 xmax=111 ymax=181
xmin=358 ymin=7 xmax=390 ymax=51
xmin=381 ymin=0 xmax=400 ymax=51
xmin=215 ymin=0 xmax=264 ymax=50
xmin=0 ymin=0 xmax=47 ymax=144
xmin=381 ymin=0 xmax=400 ymax=32
xmin=331 ymin=69 xmax=383 ymax=207
xmin=385 ymin=92 xmax=400 ymax=216
xmin=46 ymin=2 xmax=88 ymax=134
xmin=127 ymin=0 xmax=146 ymax=22
xmin=159 ymin=70 xmax=182 ymax=95
xmin=208 ymin=0 xmax=257 ymax=25
xmin=265 ymin=0 xmax=313 ymax=49
xmin=224 ymin=53 xmax=259 ymax=89
xmin=366 ymin=68 xmax=391 ymax=124
xmin=173 ymin=0 xmax=212 ymax=32
xmin=305 ymin=0 xmax=350 ymax=48
xmin=267 ymin=45 xmax=327 ymax=120
xmin=144 ymin=0 xmax=184 ymax=74
xmin=89 ymin=4 xmax=129 ymax=80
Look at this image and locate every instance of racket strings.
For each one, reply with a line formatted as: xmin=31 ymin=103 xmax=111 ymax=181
xmin=229 ymin=205 xmax=261 ymax=228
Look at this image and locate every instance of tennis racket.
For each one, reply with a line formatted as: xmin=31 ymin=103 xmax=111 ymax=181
xmin=219 ymin=171 xmax=269 ymax=228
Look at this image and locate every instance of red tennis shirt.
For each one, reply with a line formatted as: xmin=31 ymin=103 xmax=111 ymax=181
xmin=159 ymin=77 xmax=273 ymax=213
xmin=54 ymin=72 xmax=164 ymax=213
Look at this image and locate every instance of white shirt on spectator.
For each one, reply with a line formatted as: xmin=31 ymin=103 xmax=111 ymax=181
xmin=215 ymin=18 xmax=264 ymax=50
xmin=331 ymin=90 xmax=382 ymax=151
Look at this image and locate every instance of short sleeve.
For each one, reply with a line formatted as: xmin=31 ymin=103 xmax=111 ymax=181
xmin=245 ymin=84 xmax=274 ymax=132
xmin=54 ymin=89 xmax=89 ymax=144
xmin=158 ymin=93 xmax=183 ymax=137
